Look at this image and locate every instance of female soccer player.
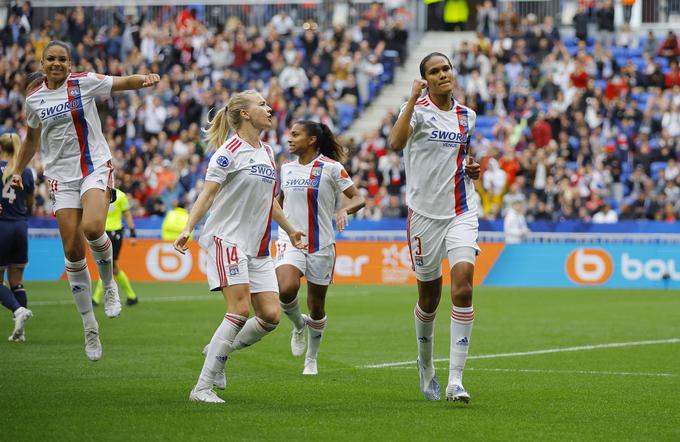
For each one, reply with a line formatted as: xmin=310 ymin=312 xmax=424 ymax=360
xmin=388 ymin=52 xmax=482 ymax=403
xmin=276 ymin=121 xmax=364 ymax=375
xmin=9 ymin=40 xmax=160 ymax=360
xmin=0 ymin=133 xmax=34 ymax=342
xmin=174 ymin=90 xmax=305 ymax=404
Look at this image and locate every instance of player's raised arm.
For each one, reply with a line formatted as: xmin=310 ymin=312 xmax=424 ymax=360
xmin=111 ymin=74 xmax=161 ymax=92
xmin=389 ymin=79 xmax=427 ymax=151
xmin=174 ymin=181 xmax=220 ymax=254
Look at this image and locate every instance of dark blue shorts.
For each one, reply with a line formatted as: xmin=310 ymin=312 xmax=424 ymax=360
xmin=0 ymin=220 xmax=29 ymax=269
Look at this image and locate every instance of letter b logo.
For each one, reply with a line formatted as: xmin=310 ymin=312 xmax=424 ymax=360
xmin=566 ymin=248 xmax=613 ymax=285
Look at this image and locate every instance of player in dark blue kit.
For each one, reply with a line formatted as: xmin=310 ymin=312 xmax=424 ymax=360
xmin=1 ymin=133 xmax=35 ymax=342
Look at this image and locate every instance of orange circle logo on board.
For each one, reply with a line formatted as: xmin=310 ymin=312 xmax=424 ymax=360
xmin=565 ymin=248 xmax=614 ymax=285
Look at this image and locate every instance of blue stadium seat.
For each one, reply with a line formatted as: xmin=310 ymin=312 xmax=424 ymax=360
xmin=622 ymin=162 xmax=633 ymax=175
xmin=651 ymin=161 xmax=667 ymax=180
xmin=476 ymin=115 xmax=497 ymax=127
xmin=566 ymin=161 xmax=578 ymax=171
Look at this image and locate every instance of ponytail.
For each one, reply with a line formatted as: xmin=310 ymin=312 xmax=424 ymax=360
xmin=203 ymin=107 xmax=230 ymax=151
xmin=295 ymin=121 xmax=348 ymax=163
xmin=203 ymin=90 xmax=261 ymax=152
xmin=0 ymin=133 xmax=21 ymax=183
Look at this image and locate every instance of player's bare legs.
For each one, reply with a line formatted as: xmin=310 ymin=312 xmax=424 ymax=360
xmin=82 ymin=188 xmax=120 ymax=318
xmin=447 ymin=259 xmax=475 ymax=403
xmin=278 ymin=264 xmax=308 ymax=356
xmin=303 ymin=281 xmax=329 ymax=375
xmin=415 ymin=277 xmax=443 ymax=400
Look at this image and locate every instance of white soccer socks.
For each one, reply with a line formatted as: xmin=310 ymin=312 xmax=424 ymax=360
xmin=230 ymin=316 xmax=278 ymax=352
xmin=88 ymin=234 xmax=114 ymax=289
xmin=414 ymin=303 xmax=436 ymax=380
xmin=280 ymin=297 xmax=306 ymax=330
xmin=449 ymin=305 xmax=474 ymax=386
xmin=305 ymin=316 xmax=327 ymax=360
xmin=65 ymin=258 xmax=97 ymax=330
xmin=196 ymin=313 xmax=246 ymax=391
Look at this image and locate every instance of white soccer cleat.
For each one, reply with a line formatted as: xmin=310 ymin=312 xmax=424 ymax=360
xmin=189 ymin=387 xmax=225 ymax=404
xmin=103 ymin=283 xmax=122 ymax=318
xmin=84 ymin=327 xmax=102 ymax=361
xmin=445 ymin=383 xmax=471 ymax=403
xmin=417 ymin=358 xmax=441 ymax=401
xmin=291 ymin=315 xmax=308 ymax=357
xmin=9 ymin=307 xmax=32 ymax=342
xmin=303 ymin=358 xmax=318 ymax=375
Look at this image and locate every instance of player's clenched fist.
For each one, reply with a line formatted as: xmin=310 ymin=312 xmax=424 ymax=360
xmin=173 ymin=231 xmax=191 ymax=254
xmin=9 ymin=173 xmax=23 ymax=191
xmin=142 ymin=73 xmax=161 ymax=88
xmin=464 ymin=155 xmax=480 ymax=180
xmin=410 ymin=79 xmax=428 ymax=100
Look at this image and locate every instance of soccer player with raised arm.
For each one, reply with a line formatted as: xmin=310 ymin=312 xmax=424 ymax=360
xmin=9 ymin=40 xmax=160 ymax=360
xmin=174 ymin=90 xmax=305 ymax=404
xmin=276 ymin=121 xmax=364 ymax=375
xmin=0 ymin=133 xmax=34 ymax=342
xmin=388 ymin=53 xmax=482 ymax=403
xmin=92 ymin=187 xmax=139 ymax=307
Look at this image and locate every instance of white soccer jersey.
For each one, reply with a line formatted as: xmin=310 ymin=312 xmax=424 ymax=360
xmin=399 ymin=95 xmax=478 ymax=219
xmin=199 ymin=136 xmax=278 ymax=258
xmin=278 ymin=155 xmax=353 ymax=253
xmin=25 ymin=72 xmax=114 ymax=182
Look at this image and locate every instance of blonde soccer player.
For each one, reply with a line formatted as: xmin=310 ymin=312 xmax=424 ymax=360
xmin=388 ymin=52 xmax=482 ymax=403
xmin=10 ymin=40 xmax=160 ymax=360
xmin=276 ymin=121 xmax=364 ymax=375
xmin=174 ymin=90 xmax=305 ymax=404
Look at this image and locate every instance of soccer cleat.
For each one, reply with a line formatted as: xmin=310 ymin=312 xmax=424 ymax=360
xmin=189 ymin=387 xmax=225 ymax=404
xmin=303 ymin=358 xmax=318 ymax=375
xmin=8 ymin=330 xmax=26 ymax=342
xmin=103 ymin=283 xmax=122 ymax=318
xmin=126 ymin=297 xmax=138 ymax=306
xmin=445 ymin=383 xmax=471 ymax=403
xmin=291 ymin=314 xmax=308 ymax=357
xmin=417 ymin=358 xmax=441 ymax=401
xmin=9 ymin=307 xmax=32 ymax=342
xmin=84 ymin=327 xmax=102 ymax=361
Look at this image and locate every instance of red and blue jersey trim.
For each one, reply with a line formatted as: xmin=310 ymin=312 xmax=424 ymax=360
xmin=307 ymin=159 xmax=324 ymax=253
xmin=454 ymin=105 xmax=468 ymax=216
xmin=67 ymin=79 xmax=94 ymax=177
xmin=257 ymin=144 xmax=278 ymax=257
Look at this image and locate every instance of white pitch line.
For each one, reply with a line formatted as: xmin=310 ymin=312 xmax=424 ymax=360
xmin=388 ymin=367 xmax=674 ymax=377
xmin=361 ymin=338 xmax=680 ymax=368
xmin=29 ymin=295 xmax=217 ymax=306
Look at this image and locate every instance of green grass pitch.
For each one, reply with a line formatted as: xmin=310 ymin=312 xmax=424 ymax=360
xmin=1 ymin=282 xmax=679 ymax=441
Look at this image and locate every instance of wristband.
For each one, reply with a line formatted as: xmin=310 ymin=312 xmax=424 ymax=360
xmin=129 ymin=228 xmax=137 ymax=238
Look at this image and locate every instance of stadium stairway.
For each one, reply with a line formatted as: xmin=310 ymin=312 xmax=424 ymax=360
xmin=343 ymin=31 xmax=475 ymax=141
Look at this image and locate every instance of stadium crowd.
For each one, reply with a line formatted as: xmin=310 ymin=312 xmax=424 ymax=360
xmin=1 ymin=1 xmax=679 ymax=224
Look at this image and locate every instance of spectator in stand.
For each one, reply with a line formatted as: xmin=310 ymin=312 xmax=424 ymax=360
xmin=593 ymin=203 xmax=619 ymax=223
xmin=573 ymin=6 xmax=589 ymax=43
xmin=659 ymin=31 xmax=680 ymax=60
xmin=596 ymin=0 xmax=615 ymax=48
xmin=503 ymin=201 xmax=530 ymax=243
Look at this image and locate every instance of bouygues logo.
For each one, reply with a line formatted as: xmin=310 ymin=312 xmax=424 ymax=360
xmin=146 ymin=243 xmax=193 ymax=281
xmin=565 ymin=248 xmax=614 ymax=285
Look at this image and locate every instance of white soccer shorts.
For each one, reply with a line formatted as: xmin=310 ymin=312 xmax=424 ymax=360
xmin=206 ymin=236 xmax=279 ymax=293
xmin=274 ymin=240 xmax=336 ymax=285
xmin=47 ymin=162 xmax=114 ymax=213
xmin=407 ymin=209 xmax=480 ymax=282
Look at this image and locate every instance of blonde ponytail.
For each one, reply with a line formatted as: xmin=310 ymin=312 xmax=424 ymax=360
xmin=0 ymin=133 xmax=21 ymax=183
xmin=204 ymin=107 xmax=230 ymax=151
xmin=203 ymin=90 xmax=261 ymax=152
